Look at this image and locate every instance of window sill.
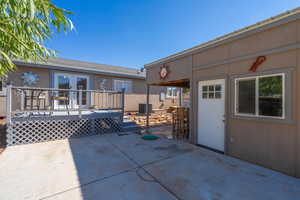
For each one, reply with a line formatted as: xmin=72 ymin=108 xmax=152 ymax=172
xmin=166 ymin=96 xmax=178 ymax=99
xmin=230 ymin=114 xmax=294 ymax=124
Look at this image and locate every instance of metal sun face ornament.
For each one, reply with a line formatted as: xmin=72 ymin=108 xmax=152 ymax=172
xmin=21 ymin=72 xmax=39 ymax=85
xmin=159 ymin=65 xmax=169 ymax=80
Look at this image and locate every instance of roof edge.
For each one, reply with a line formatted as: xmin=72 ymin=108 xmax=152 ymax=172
xmin=14 ymin=61 xmax=146 ymax=80
xmin=145 ymin=7 xmax=300 ymax=68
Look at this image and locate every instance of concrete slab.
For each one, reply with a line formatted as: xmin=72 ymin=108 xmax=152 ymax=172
xmin=104 ymin=133 xmax=198 ymax=165
xmin=1 ymin=133 xmax=300 ymax=200
xmin=43 ymin=170 xmax=176 ymax=200
xmin=145 ymin=148 xmax=300 ymax=200
xmin=0 ymin=135 xmax=136 ymax=200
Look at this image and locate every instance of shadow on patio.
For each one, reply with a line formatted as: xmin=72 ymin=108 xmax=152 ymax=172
xmin=60 ymin=133 xmax=185 ymax=200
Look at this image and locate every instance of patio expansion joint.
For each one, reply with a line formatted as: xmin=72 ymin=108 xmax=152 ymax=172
xmin=40 ymin=167 xmax=138 ymax=200
xmin=41 ymin=136 xmax=199 ymax=200
xmin=104 ymin=136 xmax=201 ymax=200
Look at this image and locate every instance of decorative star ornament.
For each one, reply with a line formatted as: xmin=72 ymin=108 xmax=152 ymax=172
xmin=21 ymin=72 xmax=39 ymax=85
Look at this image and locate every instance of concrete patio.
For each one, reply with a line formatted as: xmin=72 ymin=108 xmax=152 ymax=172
xmin=0 ymin=133 xmax=300 ymax=200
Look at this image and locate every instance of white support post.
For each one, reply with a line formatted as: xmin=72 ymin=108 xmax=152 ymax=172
xmin=79 ymin=87 xmax=82 ymax=118
xmin=146 ymin=84 xmax=150 ymax=128
xmin=179 ymin=88 xmax=183 ymax=107
xmin=20 ymin=90 xmax=25 ymax=111
xmin=6 ymin=84 xmax=12 ymax=125
xmin=121 ymin=88 xmax=125 ymax=123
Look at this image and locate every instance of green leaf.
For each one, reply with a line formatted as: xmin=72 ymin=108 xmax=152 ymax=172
xmin=0 ymin=0 xmax=74 ymax=76
xmin=29 ymin=0 xmax=35 ymax=20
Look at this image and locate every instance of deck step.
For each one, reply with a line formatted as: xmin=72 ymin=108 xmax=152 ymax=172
xmin=121 ymin=122 xmax=142 ymax=132
xmin=122 ymin=126 xmax=142 ymax=132
xmin=122 ymin=121 xmax=137 ymax=126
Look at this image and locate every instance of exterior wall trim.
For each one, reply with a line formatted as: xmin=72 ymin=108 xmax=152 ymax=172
xmin=193 ymin=43 xmax=300 ymax=71
xmin=145 ymin=12 xmax=300 ymax=68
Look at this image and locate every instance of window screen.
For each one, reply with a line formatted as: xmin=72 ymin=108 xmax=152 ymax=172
xmin=237 ymin=79 xmax=256 ymax=114
xmin=114 ymin=80 xmax=132 ymax=93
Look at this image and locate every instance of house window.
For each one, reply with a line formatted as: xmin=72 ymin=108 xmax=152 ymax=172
xmin=166 ymin=87 xmax=177 ymax=98
xmin=235 ymin=73 xmax=284 ymax=118
xmin=202 ymin=84 xmax=222 ymax=99
xmin=114 ymin=80 xmax=132 ymax=93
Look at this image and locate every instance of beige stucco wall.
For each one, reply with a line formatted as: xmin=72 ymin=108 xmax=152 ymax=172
xmin=146 ymin=19 xmax=300 ymax=177
xmin=2 ymin=66 xmax=51 ymax=114
xmin=8 ymin=66 xmax=51 ymax=88
xmin=124 ymin=94 xmax=179 ymax=112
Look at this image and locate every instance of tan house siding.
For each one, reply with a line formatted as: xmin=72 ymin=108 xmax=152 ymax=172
xmin=146 ymin=16 xmax=300 ymax=177
xmin=191 ymin=22 xmax=299 ymax=176
xmin=296 ymin=47 xmax=300 ymax=178
xmin=8 ymin=66 xmax=51 ymax=88
xmin=228 ymin=21 xmax=298 ymax=59
xmin=5 ymin=66 xmax=51 ymax=113
xmin=189 ymin=20 xmax=300 ymax=176
xmin=146 ymin=55 xmax=192 ymax=85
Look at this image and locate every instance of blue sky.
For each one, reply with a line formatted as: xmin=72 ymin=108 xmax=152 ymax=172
xmin=48 ymin=0 xmax=300 ymax=69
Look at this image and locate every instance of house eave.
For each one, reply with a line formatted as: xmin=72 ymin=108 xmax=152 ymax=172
xmin=14 ymin=61 xmax=146 ymax=80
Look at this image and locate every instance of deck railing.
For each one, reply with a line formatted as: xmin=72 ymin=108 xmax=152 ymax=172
xmin=6 ymin=85 xmax=125 ymax=123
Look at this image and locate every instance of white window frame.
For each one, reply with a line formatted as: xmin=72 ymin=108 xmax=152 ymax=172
xmin=54 ymin=72 xmax=90 ymax=109
xmin=113 ymin=79 xmax=132 ymax=93
xmin=166 ymin=87 xmax=178 ymax=98
xmin=234 ymin=73 xmax=285 ymax=119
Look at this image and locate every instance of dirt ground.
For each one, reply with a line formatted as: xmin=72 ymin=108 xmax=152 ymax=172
xmin=146 ymin=125 xmax=173 ymax=138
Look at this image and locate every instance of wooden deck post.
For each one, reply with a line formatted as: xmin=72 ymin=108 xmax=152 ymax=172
xmin=179 ymin=88 xmax=183 ymax=107
xmin=78 ymin=86 xmax=82 ymax=118
xmin=6 ymin=84 xmax=12 ymax=125
xmin=121 ymin=88 xmax=125 ymax=123
xmin=146 ymin=84 xmax=150 ymax=128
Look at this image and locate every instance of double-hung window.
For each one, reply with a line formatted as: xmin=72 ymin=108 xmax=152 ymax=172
xmin=235 ymin=73 xmax=284 ymax=119
xmin=166 ymin=87 xmax=177 ymax=98
xmin=114 ymin=80 xmax=132 ymax=93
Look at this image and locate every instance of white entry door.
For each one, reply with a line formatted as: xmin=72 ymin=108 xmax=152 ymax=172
xmin=54 ymin=73 xmax=89 ymax=109
xmin=198 ymin=79 xmax=225 ymax=152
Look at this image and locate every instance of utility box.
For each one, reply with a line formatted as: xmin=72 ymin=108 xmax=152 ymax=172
xmin=139 ymin=104 xmax=152 ymax=114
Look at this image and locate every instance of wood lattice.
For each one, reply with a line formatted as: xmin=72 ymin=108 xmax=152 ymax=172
xmin=6 ymin=113 xmax=123 ymax=146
